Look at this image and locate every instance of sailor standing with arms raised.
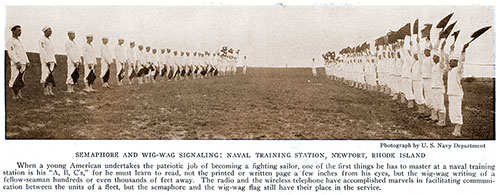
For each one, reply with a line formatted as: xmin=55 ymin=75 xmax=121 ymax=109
xmin=421 ymin=40 xmax=434 ymax=117
xmin=411 ymin=38 xmax=426 ymax=113
xmin=401 ymin=37 xmax=415 ymax=108
xmin=446 ymin=42 xmax=469 ymax=136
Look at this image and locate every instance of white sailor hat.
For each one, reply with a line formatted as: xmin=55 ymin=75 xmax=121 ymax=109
xmin=431 ymin=49 xmax=440 ymax=57
xmin=424 ymin=41 xmax=432 ymax=50
xmin=411 ymin=46 xmax=419 ymax=55
xmin=449 ymin=52 xmax=459 ymax=60
xmin=10 ymin=24 xmax=21 ymax=30
xmin=42 ymin=26 xmax=51 ymax=32
xmin=86 ymin=34 xmax=93 ymax=38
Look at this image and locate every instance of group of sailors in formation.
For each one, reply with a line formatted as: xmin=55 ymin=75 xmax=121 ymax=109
xmin=6 ymin=25 xmax=248 ymax=99
xmin=323 ymin=37 xmax=469 ymax=137
xmin=5 ymin=23 xmax=475 ymax=137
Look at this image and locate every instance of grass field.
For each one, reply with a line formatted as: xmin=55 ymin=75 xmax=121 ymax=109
xmin=4 ymin=52 xmax=495 ymax=139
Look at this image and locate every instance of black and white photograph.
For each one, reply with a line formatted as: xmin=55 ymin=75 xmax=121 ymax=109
xmin=4 ymin=4 xmax=494 ymax=140
xmin=1 ymin=1 xmax=498 ymax=195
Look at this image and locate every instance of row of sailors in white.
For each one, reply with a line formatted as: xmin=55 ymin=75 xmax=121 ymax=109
xmin=78 ymin=37 xmax=243 ymax=91
xmin=127 ymin=45 xmax=240 ymax=81
xmin=219 ymin=53 xmax=240 ymax=76
xmin=8 ymin=25 xmax=248 ymax=97
xmin=47 ymin=27 xmax=244 ymax=92
xmin=327 ymin=41 xmax=430 ymax=106
xmin=325 ymin=38 xmax=467 ymax=136
xmin=7 ymin=25 xmax=60 ymax=97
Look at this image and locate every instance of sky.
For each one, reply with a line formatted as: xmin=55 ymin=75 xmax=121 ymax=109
xmin=3 ymin=4 xmax=495 ymax=76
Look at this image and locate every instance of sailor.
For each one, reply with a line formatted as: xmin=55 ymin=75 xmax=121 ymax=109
xmin=221 ymin=48 xmax=227 ymax=76
xmin=366 ymin=55 xmax=377 ymax=90
xmin=39 ymin=26 xmax=57 ymax=96
xmin=160 ymin=49 xmax=167 ymax=79
xmin=195 ymin=51 xmax=201 ymax=79
xmin=145 ymin=46 xmax=153 ymax=83
xmin=172 ymin=51 xmax=180 ymax=81
xmin=311 ymin=58 xmax=317 ymax=77
xmin=203 ymin=52 xmax=210 ymax=78
xmin=227 ymin=48 xmax=234 ymax=75
xmin=82 ymin=34 xmax=97 ymax=92
xmin=377 ymin=50 xmax=386 ymax=92
xmin=204 ymin=53 xmax=210 ymax=78
xmin=360 ymin=54 xmax=367 ymax=90
xmin=386 ymin=51 xmax=396 ymax=94
xmin=198 ymin=51 xmax=203 ymax=78
xmin=192 ymin=52 xmax=198 ymax=79
xmin=6 ymin=24 xmax=30 ymax=99
xmin=136 ymin=45 xmax=146 ymax=84
xmin=188 ymin=51 xmax=194 ymax=79
xmin=241 ymin=56 xmax=247 ymax=75
xmin=233 ymin=49 xmax=240 ymax=75
xmin=209 ymin=52 xmax=217 ymax=77
xmin=166 ymin=48 xmax=173 ymax=80
xmin=421 ymin=40 xmax=434 ymax=116
xmin=196 ymin=52 xmax=203 ymax=78
xmin=200 ymin=52 xmax=205 ymax=78
xmin=114 ymin=38 xmax=127 ymax=86
xmin=395 ymin=49 xmax=405 ymax=103
xmin=171 ymin=51 xmax=178 ymax=80
xmin=100 ymin=37 xmax=113 ymax=89
xmin=429 ymin=39 xmax=447 ymax=126
xmin=351 ymin=55 xmax=357 ymax=87
xmin=199 ymin=52 xmax=205 ymax=79
xmin=401 ymin=38 xmax=415 ymax=108
xmin=126 ymin=41 xmax=137 ymax=85
xmin=411 ymin=39 xmax=426 ymax=113
xmin=179 ymin=51 xmax=186 ymax=80
xmin=446 ymin=43 xmax=469 ymax=136
xmin=185 ymin=51 xmax=191 ymax=80
xmin=64 ymin=30 xmax=81 ymax=93
xmin=151 ymin=48 xmax=159 ymax=82
xmin=383 ymin=50 xmax=392 ymax=94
